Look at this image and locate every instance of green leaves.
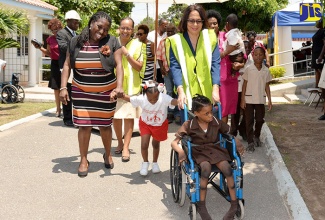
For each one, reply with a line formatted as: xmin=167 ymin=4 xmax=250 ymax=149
xmin=44 ymin=0 xmax=133 ymax=29
xmin=0 ymin=6 xmax=29 ymax=49
xmin=0 ymin=38 xmax=21 ymax=49
xmin=203 ymin=0 xmax=289 ymax=33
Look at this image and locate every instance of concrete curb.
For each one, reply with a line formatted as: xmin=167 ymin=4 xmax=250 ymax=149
xmin=0 ymin=107 xmax=56 ymax=132
xmin=260 ymin=124 xmax=313 ymax=220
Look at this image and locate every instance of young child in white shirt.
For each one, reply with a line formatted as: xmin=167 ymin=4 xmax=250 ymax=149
xmin=113 ymin=80 xmax=178 ymax=176
xmin=240 ymin=46 xmax=272 ymax=153
xmin=224 ymin=14 xmax=245 ymax=75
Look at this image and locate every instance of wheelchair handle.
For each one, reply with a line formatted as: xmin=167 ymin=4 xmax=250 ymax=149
xmin=213 ymin=102 xmax=222 ymax=120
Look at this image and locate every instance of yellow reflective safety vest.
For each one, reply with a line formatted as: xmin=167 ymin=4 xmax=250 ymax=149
xmin=119 ymin=38 xmax=145 ymax=95
xmin=166 ymin=29 xmax=217 ymax=108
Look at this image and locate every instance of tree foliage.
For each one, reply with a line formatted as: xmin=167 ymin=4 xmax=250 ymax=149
xmin=203 ymin=0 xmax=289 ymax=33
xmin=0 ymin=6 xmax=29 ymax=49
xmin=136 ymin=17 xmax=155 ymax=32
xmin=159 ymin=4 xmax=188 ymax=28
xmin=44 ymin=0 xmax=133 ymax=30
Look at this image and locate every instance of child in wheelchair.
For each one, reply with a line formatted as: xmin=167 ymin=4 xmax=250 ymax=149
xmin=171 ymin=94 xmax=245 ymax=220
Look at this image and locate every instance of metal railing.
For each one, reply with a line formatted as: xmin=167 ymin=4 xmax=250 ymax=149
xmin=268 ymin=46 xmax=314 ymax=80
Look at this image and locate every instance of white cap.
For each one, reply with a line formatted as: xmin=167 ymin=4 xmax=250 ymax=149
xmin=65 ymin=10 xmax=81 ymax=21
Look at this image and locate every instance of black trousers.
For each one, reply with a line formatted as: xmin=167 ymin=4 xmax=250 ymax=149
xmin=231 ymin=92 xmax=246 ymax=137
xmin=63 ymin=83 xmax=72 ymax=122
xmin=244 ymin=103 xmax=265 ymax=144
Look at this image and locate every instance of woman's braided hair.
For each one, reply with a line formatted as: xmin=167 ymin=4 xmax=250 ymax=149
xmin=77 ymin=11 xmax=112 ymax=47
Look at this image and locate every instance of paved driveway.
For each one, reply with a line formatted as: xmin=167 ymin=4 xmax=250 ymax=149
xmin=0 ymin=114 xmax=290 ymax=219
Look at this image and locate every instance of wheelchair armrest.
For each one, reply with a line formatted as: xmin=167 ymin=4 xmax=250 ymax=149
xmin=182 ymin=135 xmax=192 ymax=142
xmin=221 ymin=133 xmax=235 ymax=141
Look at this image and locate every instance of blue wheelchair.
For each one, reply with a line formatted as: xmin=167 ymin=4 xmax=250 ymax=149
xmin=170 ymin=103 xmax=245 ymax=219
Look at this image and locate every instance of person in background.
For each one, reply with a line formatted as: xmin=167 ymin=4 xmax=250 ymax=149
xmin=137 ymin=24 xmax=155 ymax=81
xmin=241 ymin=46 xmax=272 ymax=153
xmin=147 ymin=18 xmax=168 ymax=83
xmin=57 ymin=10 xmax=81 ymax=126
xmin=113 ymin=80 xmax=178 ymax=176
xmin=246 ymin=31 xmax=270 ymax=67
xmin=206 ymin=9 xmax=243 ymax=131
xmin=32 ymin=18 xmax=63 ymax=118
xmin=232 ymin=40 xmax=252 ymax=140
xmin=113 ymin=17 xmax=145 ymax=162
xmin=167 ymin=5 xmax=221 ymax=122
xmin=0 ymin=59 xmax=6 ymax=73
xmin=311 ymin=20 xmax=325 ymax=88
xmin=156 ymin=23 xmax=178 ymax=123
xmin=224 ymin=14 xmax=245 ymax=76
xmin=59 ymin=11 xmax=124 ymax=177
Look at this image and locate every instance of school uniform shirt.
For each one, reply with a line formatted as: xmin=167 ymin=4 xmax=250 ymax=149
xmin=238 ymin=53 xmax=254 ymax=92
xmin=176 ymin=117 xmax=231 ymax=164
xmin=130 ymin=93 xmax=174 ymax=126
xmin=242 ymin=64 xmax=272 ymax=104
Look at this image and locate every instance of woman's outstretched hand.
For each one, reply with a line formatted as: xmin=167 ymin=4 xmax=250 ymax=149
xmin=59 ymin=89 xmax=69 ymax=105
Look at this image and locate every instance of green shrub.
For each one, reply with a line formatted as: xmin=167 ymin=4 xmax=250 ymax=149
xmin=42 ymin=64 xmax=51 ymax=81
xmin=269 ymin=66 xmax=285 ymax=78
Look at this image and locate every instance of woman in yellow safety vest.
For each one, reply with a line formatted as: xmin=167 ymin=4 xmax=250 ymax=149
xmin=113 ymin=17 xmax=145 ymax=162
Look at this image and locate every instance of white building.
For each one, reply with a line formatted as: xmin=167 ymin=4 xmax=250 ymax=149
xmin=0 ymin=0 xmax=57 ymax=86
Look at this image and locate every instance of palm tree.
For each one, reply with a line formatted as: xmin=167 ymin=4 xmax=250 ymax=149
xmin=0 ymin=7 xmax=29 ymax=49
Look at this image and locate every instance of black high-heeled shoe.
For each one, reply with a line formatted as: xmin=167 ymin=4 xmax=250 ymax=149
xmin=103 ymin=153 xmax=114 ymax=169
xmin=78 ymin=160 xmax=89 ymax=177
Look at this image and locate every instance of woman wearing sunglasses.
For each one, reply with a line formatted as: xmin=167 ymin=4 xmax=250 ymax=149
xmin=137 ymin=24 xmax=155 ymax=82
xmin=166 ymin=5 xmax=220 ymax=120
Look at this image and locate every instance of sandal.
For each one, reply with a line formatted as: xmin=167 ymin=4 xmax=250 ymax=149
xmin=121 ymin=149 xmax=130 ymax=162
xmin=122 ymin=156 xmax=130 ymax=162
xmin=78 ymin=160 xmax=89 ymax=177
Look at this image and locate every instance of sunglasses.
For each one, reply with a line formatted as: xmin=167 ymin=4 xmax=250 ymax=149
xmin=187 ymin=19 xmax=204 ymax=24
xmin=137 ymin=33 xmax=145 ymax=36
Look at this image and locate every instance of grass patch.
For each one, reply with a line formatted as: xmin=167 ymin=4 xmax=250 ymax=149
xmin=0 ymin=102 xmax=55 ymax=126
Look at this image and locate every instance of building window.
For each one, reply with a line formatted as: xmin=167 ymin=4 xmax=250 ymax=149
xmin=17 ymin=36 xmax=28 ymax=56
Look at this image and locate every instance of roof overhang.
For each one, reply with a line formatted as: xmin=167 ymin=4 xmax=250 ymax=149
xmin=0 ymin=0 xmax=57 ymax=18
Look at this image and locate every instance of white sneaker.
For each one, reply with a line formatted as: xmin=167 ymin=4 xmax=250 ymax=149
xmin=140 ymin=162 xmax=149 ymax=176
xmin=152 ymin=162 xmax=161 ymax=174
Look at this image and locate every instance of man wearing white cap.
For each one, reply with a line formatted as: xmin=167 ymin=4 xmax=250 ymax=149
xmin=56 ymin=10 xmax=81 ymax=126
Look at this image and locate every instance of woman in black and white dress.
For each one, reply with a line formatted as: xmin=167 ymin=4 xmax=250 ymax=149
xmin=137 ymin=24 xmax=155 ymax=81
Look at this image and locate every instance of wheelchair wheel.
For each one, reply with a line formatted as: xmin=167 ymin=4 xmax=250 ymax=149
xmin=178 ymin=161 xmax=186 ymax=207
xmin=1 ymin=85 xmax=18 ymax=103
xmin=15 ymin=85 xmax=25 ymax=102
xmin=188 ymin=203 xmax=197 ymax=220
xmin=170 ymin=149 xmax=181 ymax=203
xmin=235 ymin=199 xmax=245 ymax=220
